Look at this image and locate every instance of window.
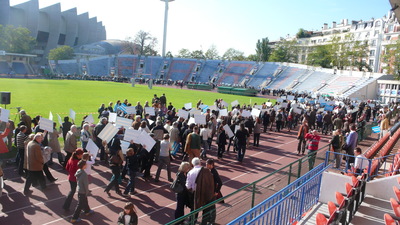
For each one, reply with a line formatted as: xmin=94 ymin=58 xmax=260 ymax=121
xmin=375 ymin=21 xmax=381 ymax=27
xmin=389 ymin=25 xmax=394 ymax=32
xmin=371 ymin=40 xmax=376 ymax=46
xmin=386 ymin=36 xmax=391 ymax=41
xmin=370 ymin=50 xmax=375 ymax=56
xmin=374 ymin=30 xmax=379 ymax=37
xmin=369 ymin=59 xmax=374 ymax=67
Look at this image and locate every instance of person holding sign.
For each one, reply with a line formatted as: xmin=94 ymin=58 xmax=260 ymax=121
xmin=216 ymin=126 xmax=227 ymax=159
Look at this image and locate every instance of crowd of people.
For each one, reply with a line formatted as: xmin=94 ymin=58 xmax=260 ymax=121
xmin=0 ymin=90 xmax=398 ymax=224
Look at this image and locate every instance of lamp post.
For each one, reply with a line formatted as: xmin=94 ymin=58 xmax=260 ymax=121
xmin=161 ymin=0 xmax=174 ymax=58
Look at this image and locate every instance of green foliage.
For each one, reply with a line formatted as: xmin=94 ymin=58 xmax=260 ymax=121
xmin=269 ymin=40 xmax=299 ymax=63
xmin=190 ymin=50 xmax=205 ymax=59
xmin=204 ymin=45 xmax=220 ymax=60
xmin=124 ymin=30 xmax=158 ymax=56
xmin=177 ymin=48 xmax=191 ymax=58
xmin=383 ymin=39 xmax=400 ymax=79
xmin=0 ymin=79 xmax=272 ymax=126
xmin=222 ymin=48 xmax=245 ymax=61
xmin=255 ymin=37 xmax=272 ymax=62
xmin=296 ymin=28 xmax=311 ymax=38
xmin=48 ymin=45 xmax=74 ymax=60
xmin=165 ymin=51 xmax=173 ymax=58
xmin=307 ymin=45 xmax=332 ymax=68
xmin=0 ymin=25 xmax=36 ymax=54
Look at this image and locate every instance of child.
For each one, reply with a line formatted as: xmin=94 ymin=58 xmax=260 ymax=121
xmin=117 ymin=202 xmax=138 ymax=225
xmin=82 ymin=153 xmax=95 ymax=183
xmin=70 ymin=160 xmax=94 ymax=223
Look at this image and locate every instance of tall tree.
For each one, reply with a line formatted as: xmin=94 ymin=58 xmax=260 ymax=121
xmin=124 ymin=30 xmax=158 ymax=56
xmin=306 ymin=45 xmax=332 ymax=68
xmin=48 ymin=45 xmax=74 ymax=60
xmin=296 ymin=28 xmax=311 ymax=38
xmin=190 ymin=50 xmax=205 ymax=59
xmin=222 ymin=48 xmax=245 ymax=61
xmin=383 ymin=39 xmax=400 ymax=79
xmin=269 ymin=39 xmax=299 ymax=63
xmin=255 ymin=37 xmax=272 ymax=62
xmin=0 ymin=25 xmax=36 ymax=54
xmin=165 ymin=51 xmax=173 ymax=58
xmin=205 ymin=45 xmax=220 ymax=60
xmin=177 ymin=48 xmax=191 ymax=58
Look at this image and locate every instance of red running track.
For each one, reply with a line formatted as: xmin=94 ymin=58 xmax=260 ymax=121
xmin=0 ymin=129 xmax=329 ymax=225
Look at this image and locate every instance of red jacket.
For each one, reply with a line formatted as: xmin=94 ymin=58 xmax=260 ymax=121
xmin=0 ymin=128 xmax=10 ymax=153
xmin=66 ymin=158 xmax=79 ymax=182
xmin=305 ymin=133 xmax=321 ymax=151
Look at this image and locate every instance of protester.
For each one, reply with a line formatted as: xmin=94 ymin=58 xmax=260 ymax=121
xmin=155 ymin=134 xmax=173 ymax=183
xmin=117 ymin=202 xmax=138 ymax=225
xmin=235 ymin=123 xmax=249 ymax=163
xmin=104 ymin=135 xmax=124 ymax=196
xmin=174 ymin=162 xmax=191 ymax=220
xmin=63 ymin=149 xmax=84 ymax=211
xmin=64 ymin=125 xmax=78 ymax=168
xmin=24 ymin=133 xmax=46 ymax=195
xmin=305 ymin=130 xmax=321 ymax=170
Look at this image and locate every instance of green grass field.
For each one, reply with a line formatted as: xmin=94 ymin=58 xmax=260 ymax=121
xmin=0 ymin=78 xmax=274 ymax=125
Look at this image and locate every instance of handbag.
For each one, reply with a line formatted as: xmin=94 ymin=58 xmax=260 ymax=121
xmin=170 ymin=174 xmax=184 ymax=193
xmin=109 ymin=151 xmax=122 ymax=165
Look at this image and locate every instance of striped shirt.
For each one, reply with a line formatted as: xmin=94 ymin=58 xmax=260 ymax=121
xmin=16 ymin=132 xmax=27 ymax=149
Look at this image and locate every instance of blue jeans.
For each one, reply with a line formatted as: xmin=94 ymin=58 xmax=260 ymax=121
xmin=237 ymin=144 xmax=246 ymax=162
xmin=124 ymin=170 xmax=137 ymax=194
xmin=201 ymin=140 xmax=209 ymax=158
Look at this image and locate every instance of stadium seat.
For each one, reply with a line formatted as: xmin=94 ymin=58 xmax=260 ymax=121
xmin=316 ymin=213 xmax=329 ymax=225
xmin=391 ymin=198 xmax=400 ymax=217
xmin=384 ymin=213 xmax=400 ymax=225
xmin=394 ymin=186 xmax=400 ymax=202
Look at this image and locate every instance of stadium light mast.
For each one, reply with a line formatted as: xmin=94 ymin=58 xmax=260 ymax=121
xmin=161 ymin=0 xmax=174 ymax=58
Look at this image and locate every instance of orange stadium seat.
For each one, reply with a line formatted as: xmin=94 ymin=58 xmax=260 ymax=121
xmin=384 ymin=213 xmax=399 ymax=225
xmin=394 ymin=186 xmax=400 ymax=202
xmin=391 ymin=198 xmax=400 ymax=217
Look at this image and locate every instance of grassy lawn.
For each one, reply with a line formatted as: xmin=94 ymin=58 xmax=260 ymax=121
xmin=0 ymin=78 xmax=274 ymax=125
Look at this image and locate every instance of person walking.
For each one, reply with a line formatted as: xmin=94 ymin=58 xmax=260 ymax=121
xmin=70 ymin=160 xmax=94 ymax=223
xmin=305 ymin=130 xmax=321 ymax=170
xmin=155 ymin=134 xmax=173 ymax=183
xmin=63 ymin=149 xmax=84 ymax=211
xmin=330 ymin=130 xmax=341 ymax=168
xmin=253 ymin=117 xmax=262 ymax=147
xmin=104 ymin=136 xmax=123 ymax=196
xmin=174 ymin=162 xmax=191 ymax=221
xmin=297 ymin=122 xmax=309 ymax=155
xmin=64 ymin=125 xmax=78 ymax=169
xmin=235 ymin=123 xmax=249 ymax=163
xmin=216 ymin=126 xmax=227 ymax=159
xmin=185 ymin=126 xmax=201 ymax=165
xmin=24 ymin=133 xmax=46 ymax=195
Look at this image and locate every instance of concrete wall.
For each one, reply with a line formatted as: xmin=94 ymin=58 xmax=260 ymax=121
xmin=77 ymin=13 xmax=90 ymax=46
xmin=0 ymin=0 xmax=10 ymax=25
xmin=62 ymin=8 xmax=78 ymax=47
xmin=366 ymin=175 xmax=399 ymax=200
xmin=348 ymin=80 xmax=378 ymax=100
xmin=319 ymin=171 xmax=352 ymax=204
xmin=40 ymin=3 xmax=61 ymax=65
xmin=13 ymin=0 xmax=39 ymax=37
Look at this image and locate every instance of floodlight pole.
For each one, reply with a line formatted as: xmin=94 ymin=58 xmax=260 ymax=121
xmin=161 ymin=0 xmax=174 ymax=58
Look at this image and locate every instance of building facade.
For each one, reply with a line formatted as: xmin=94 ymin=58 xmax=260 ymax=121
xmin=0 ymin=0 xmax=106 ymax=65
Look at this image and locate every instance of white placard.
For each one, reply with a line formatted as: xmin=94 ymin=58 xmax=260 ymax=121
xmin=221 ymin=101 xmax=229 ymax=108
xmin=199 ymin=104 xmax=208 ymax=109
xmin=184 ymin=103 xmax=192 ymax=110
xmin=287 ymin=95 xmax=295 ymax=101
xmin=109 ymin=113 xmax=117 ymax=123
xmin=115 ymin=117 xmax=133 ymax=129
xmin=98 ymin=123 xmax=119 ymax=143
xmin=251 ymin=108 xmax=261 ymax=117
xmin=223 ymin=125 xmax=234 ymax=138
xmin=0 ymin=108 xmax=9 ymax=122
xmin=253 ymin=105 xmax=262 ymax=110
xmin=178 ymin=109 xmax=189 ymax=119
xmin=49 ymin=111 xmax=53 ymax=121
xmin=209 ymin=105 xmax=218 ymax=111
xmin=281 ymin=103 xmax=288 ymax=108
xmin=84 ymin=114 xmax=94 ymax=124
xmin=293 ymin=108 xmax=302 ymax=114
xmin=231 ymin=100 xmax=239 ymax=107
xmin=147 ymin=119 xmax=154 ymax=125
xmin=235 ymin=125 xmax=240 ymax=133
xmin=219 ymin=109 xmax=228 ymax=117
xmin=274 ymin=105 xmax=281 ymax=111
xmin=190 ymin=110 xmax=202 ymax=116
xmin=194 ymin=115 xmax=207 ymax=125
xmin=276 ymin=98 xmax=283 ymax=103
xmin=368 ymin=104 xmax=375 ymax=108
xmin=57 ymin=114 xmax=62 ymax=126
xmin=124 ymin=128 xmax=141 ymax=143
xmin=69 ymin=109 xmax=76 ymax=121
xmin=139 ymin=131 xmax=156 ymax=152
xmin=86 ymin=139 xmax=99 ymax=157
xmin=265 ymin=102 xmax=272 ymax=107
xmin=145 ymin=107 xmax=155 ymax=116
xmin=125 ymin=106 xmax=136 ymax=114
xmin=188 ymin=117 xmax=196 ymax=125
xmin=241 ymin=110 xmax=251 ymax=118
xmin=120 ymin=140 xmax=131 ymax=154
xmin=281 ymin=96 xmax=287 ymax=100
xmin=39 ymin=117 xmax=53 ymax=132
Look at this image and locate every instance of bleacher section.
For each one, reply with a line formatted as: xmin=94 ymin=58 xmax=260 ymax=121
xmin=247 ymin=62 xmax=280 ymax=88
xmin=0 ymin=62 xmax=10 ymax=74
xmin=294 ymin=71 xmax=334 ymax=92
xmin=166 ymin=58 xmax=197 ymax=81
xmin=320 ymin=75 xmax=362 ymax=94
xmin=117 ymin=55 xmax=139 ymax=77
xmin=217 ymin=61 xmax=255 ymax=85
xmin=196 ymin=60 xmax=219 ymax=83
xmin=144 ymin=56 xmax=164 ymax=77
xmin=57 ymin=60 xmax=80 ymax=74
xmin=12 ymin=62 xmax=28 ymax=74
xmin=88 ymin=57 xmax=109 ymax=76
xmin=267 ymin=67 xmax=307 ymax=90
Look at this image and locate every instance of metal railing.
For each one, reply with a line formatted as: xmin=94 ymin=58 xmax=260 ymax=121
xmin=325 ymin=151 xmax=400 ymax=180
xmin=245 ymin=165 xmax=327 ymax=225
xmin=165 ymin=144 xmax=330 ymax=225
xmin=228 ymin=163 xmax=326 ymax=225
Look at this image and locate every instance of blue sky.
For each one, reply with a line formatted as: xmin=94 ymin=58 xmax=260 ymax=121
xmin=11 ymin=0 xmax=392 ymax=56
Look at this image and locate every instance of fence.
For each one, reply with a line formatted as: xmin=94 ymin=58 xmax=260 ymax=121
xmin=245 ymin=165 xmax=327 ymax=225
xmin=325 ymin=151 xmax=400 ymax=180
xmin=165 ymin=144 xmax=330 ymax=225
xmin=228 ymin=163 xmax=326 ymax=225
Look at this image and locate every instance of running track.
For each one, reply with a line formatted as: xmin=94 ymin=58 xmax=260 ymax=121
xmin=0 ymin=129 xmax=330 ymax=225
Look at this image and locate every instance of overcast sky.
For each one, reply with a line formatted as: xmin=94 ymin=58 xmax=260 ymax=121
xmin=11 ymin=0 xmax=392 ymax=56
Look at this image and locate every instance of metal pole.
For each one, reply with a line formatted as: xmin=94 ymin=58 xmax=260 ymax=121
xmin=162 ymin=0 xmax=170 ymax=58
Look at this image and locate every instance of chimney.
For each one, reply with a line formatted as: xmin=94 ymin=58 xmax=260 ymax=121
xmin=323 ymin=23 xmax=328 ymax=30
xmin=343 ymin=19 xmax=348 ymax=26
xmin=332 ymin=21 xmax=336 ymax=28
